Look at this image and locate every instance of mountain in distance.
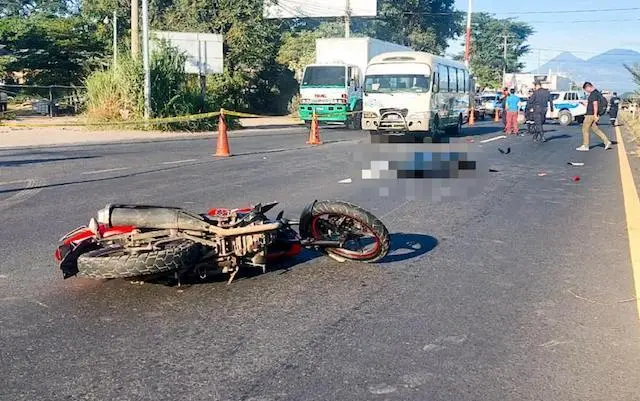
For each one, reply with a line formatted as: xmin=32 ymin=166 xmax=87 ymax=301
xmin=529 ymin=48 xmax=640 ymax=93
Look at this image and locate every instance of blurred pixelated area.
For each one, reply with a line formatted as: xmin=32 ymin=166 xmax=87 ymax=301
xmin=351 ymin=135 xmax=489 ymax=202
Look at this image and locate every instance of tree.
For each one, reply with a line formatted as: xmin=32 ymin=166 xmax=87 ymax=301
xmin=464 ymin=13 xmax=534 ymax=89
xmin=624 ymin=64 xmax=640 ymax=95
xmin=0 ymin=15 xmax=108 ymax=84
xmin=363 ymin=0 xmax=463 ymax=54
xmin=0 ymin=0 xmax=69 ymax=17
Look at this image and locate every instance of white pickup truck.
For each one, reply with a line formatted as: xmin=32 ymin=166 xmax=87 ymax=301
xmin=546 ymin=91 xmax=588 ymax=126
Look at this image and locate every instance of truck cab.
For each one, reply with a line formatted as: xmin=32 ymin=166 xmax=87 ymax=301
xmin=298 ymin=63 xmax=363 ymax=129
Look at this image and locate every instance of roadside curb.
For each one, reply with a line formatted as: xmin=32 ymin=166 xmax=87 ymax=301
xmin=0 ymin=125 xmax=306 ymax=152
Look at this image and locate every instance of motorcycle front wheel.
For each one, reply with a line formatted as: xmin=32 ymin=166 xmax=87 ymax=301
xmin=308 ymin=200 xmax=390 ymax=263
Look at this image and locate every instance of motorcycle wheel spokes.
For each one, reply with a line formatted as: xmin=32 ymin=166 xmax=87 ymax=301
xmin=310 ymin=214 xmax=381 ymax=259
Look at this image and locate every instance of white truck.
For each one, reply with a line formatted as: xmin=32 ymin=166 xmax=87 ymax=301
xmin=547 ymin=90 xmax=588 ymax=126
xmin=298 ymin=37 xmax=412 ymax=129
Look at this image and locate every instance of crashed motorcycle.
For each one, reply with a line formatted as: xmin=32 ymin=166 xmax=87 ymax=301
xmin=54 ymin=200 xmax=390 ymax=284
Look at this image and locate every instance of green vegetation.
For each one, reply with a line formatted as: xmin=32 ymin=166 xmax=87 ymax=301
xmin=0 ymin=1 xmax=534 ymax=129
xmin=458 ymin=13 xmax=534 ymax=89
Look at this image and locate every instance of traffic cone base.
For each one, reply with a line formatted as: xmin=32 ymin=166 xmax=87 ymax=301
xmin=215 ymin=110 xmax=232 ymax=157
xmin=307 ymin=112 xmax=323 ymax=145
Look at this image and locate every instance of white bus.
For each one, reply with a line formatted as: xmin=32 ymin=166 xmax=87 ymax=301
xmin=361 ymin=51 xmax=473 ymax=137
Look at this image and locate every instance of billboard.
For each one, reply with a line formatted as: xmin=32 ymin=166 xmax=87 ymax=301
xmin=263 ymin=0 xmax=377 ymax=18
xmin=150 ymin=31 xmax=223 ymax=75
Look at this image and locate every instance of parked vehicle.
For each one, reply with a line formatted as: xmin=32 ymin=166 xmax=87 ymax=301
xmin=473 ymin=96 xmax=488 ymax=120
xmin=361 ymin=51 xmax=473 ymax=138
xmin=54 ymin=200 xmax=391 ymax=284
xmin=298 ymin=37 xmax=412 ymax=129
xmin=546 ymin=90 xmax=588 ymax=126
xmin=478 ymin=92 xmax=503 ymax=116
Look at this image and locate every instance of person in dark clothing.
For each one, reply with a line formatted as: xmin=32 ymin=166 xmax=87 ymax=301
xmin=526 ymin=81 xmax=554 ymax=142
xmin=500 ymin=87 xmax=508 ymax=131
xmin=609 ymin=92 xmax=621 ymax=126
xmin=577 ymin=82 xmax=612 ymax=151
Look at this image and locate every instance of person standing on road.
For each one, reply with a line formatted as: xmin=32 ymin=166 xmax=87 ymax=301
xmin=500 ymin=87 xmax=508 ymax=131
xmin=527 ymin=81 xmax=554 ymax=142
xmin=609 ymin=92 xmax=621 ymax=126
xmin=504 ymin=88 xmax=521 ymax=135
xmin=577 ymin=82 xmax=612 ymax=151
xmin=0 ymin=90 xmax=7 ymax=113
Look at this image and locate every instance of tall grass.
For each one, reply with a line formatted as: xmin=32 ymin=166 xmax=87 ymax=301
xmin=84 ymin=55 xmax=144 ymax=123
xmin=84 ymin=41 xmax=220 ymax=131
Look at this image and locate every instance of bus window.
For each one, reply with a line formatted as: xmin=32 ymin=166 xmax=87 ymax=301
xmin=457 ymin=68 xmax=465 ymax=93
xmin=439 ymin=65 xmax=449 ymax=92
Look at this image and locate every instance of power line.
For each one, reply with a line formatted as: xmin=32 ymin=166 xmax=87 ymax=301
xmin=403 ymin=7 xmax=640 ymax=16
xmin=522 ymin=18 xmax=640 ymax=24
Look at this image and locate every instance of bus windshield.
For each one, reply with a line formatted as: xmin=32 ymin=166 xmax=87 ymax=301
xmin=365 ymin=74 xmax=431 ymax=93
xmin=302 ymin=66 xmax=346 ymax=87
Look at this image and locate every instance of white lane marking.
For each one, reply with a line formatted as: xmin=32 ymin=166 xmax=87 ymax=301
xmin=0 ymin=179 xmax=31 ymax=186
xmin=81 ymin=167 xmax=129 ymax=175
xmin=162 ymin=159 xmax=198 ymax=165
xmin=480 ymin=135 xmax=507 ymax=144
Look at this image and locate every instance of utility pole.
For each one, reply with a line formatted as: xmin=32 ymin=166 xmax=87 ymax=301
xmin=344 ymin=0 xmax=351 ymax=38
xmin=131 ymin=0 xmax=140 ymax=59
xmin=112 ymin=10 xmax=117 ymax=65
xmin=464 ymin=0 xmax=472 ymax=68
xmin=502 ymin=33 xmax=508 ymax=87
xmin=141 ymin=0 xmax=151 ymax=119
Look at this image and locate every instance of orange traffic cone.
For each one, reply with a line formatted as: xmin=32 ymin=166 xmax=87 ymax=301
xmin=494 ymin=108 xmax=500 ymax=122
xmin=214 ymin=108 xmax=232 ymax=157
xmin=306 ymin=111 xmax=322 ymax=145
xmin=469 ymin=108 xmax=475 ymax=126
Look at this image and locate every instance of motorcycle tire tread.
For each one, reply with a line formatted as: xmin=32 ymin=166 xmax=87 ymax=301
xmin=311 ymin=200 xmax=390 ymax=263
xmin=76 ymin=240 xmax=200 ymax=279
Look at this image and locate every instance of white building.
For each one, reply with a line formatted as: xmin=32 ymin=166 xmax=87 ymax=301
xmin=504 ymin=72 xmax=573 ymax=95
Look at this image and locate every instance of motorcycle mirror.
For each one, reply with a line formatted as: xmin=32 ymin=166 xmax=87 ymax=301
xmin=276 ymin=210 xmax=284 ymax=221
xmin=259 ymin=202 xmax=279 ymax=215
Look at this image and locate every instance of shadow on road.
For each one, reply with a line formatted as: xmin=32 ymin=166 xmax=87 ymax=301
xmin=0 ymin=155 xmax=98 ymax=167
xmin=544 ymin=134 xmax=571 ymax=142
xmin=378 ymin=233 xmax=439 ymax=264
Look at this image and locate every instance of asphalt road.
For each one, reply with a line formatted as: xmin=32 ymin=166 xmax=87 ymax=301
xmin=1 ymin=121 xmax=639 ymax=401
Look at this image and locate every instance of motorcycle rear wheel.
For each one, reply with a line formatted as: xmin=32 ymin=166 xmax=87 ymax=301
xmin=309 ymin=200 xmax=390 ymax=263
xmin=76 ymin=239 xmax=200 ymax=279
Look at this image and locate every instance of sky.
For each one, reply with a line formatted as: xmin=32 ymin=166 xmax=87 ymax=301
xmin=449 ymin=0 xmax=640 ymax=71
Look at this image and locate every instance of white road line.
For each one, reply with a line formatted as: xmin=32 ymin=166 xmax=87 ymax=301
xmin=81 ymin=167 xmax=129 ymax=175
xmin=480 ymin=135 xmax=507 ymax=144
xmin=162 ymin=159 xmax=198 ymax=165
xmin=0 ymin=179 xmax=30 ymax=186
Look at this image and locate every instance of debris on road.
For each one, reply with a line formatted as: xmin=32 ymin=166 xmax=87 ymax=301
xmin=568 ymin=162 xmax=585 ymax=166
xmin=537 ymin=172 xmax=548 ymax=177
xmin=338 ymin=178 xmax=352 ymax=184
xmin=573 ymin=176 xmax=581 ymax=182
xmin=498 ymin=147 xmax=511 ymax=154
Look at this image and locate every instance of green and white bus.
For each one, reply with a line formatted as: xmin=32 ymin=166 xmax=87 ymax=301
xmin=361 ymin=51 xmax=473 ymax=137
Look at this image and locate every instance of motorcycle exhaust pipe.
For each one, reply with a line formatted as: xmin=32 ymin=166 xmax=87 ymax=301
xmin=100 ymin=204 xmax=211 ymax=232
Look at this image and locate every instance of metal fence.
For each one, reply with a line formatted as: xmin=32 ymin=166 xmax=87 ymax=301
xmin=0 ymin=84 xmax=86 ymax=117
